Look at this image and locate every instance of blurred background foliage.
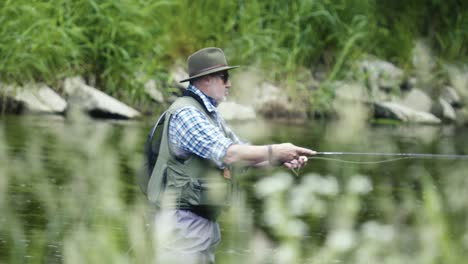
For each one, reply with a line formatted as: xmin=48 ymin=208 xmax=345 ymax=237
xmin=1 ymin=0 xmax=467 ymax=102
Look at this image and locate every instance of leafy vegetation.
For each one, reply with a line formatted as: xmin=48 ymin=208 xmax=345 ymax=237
xmin=1 ymin=0 xmax=467 ymax=103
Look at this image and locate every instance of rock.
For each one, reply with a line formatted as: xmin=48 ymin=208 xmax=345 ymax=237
xmin=144 ymin=80 xmax=164 ymax=103
xmin=218 ymin=101 xmax=256 ymax=121
xmin=457 ymin=108 xmax=468 ymax=126
xmin=254 ymin=82 xmax=286 ymax=108
xmin=254 ymin=82 xmax=306 ymax=119
xmin=441 ymin=86 xmax=462 ymax=108
xmin=400 ymin=77 xmax=417 ymax=91
xmin=397 ymin=88 xmax=433 ymax=113
xmin=359 ymin=58 xmax=405 ymax=95
xmin=374 ymin=102 xmax=441 ymax=124
xmin=64 ymin=77 xmax=140 ymax=119
xmin=0 ymin=83 xmax=67 ymax=114
xmin=436 ymin=98 xmax=456 ymax=122
xmin=333 ymin=81 xmax=370 ymax=103
xmin=171 ymin=66 xmax=189 ymax=90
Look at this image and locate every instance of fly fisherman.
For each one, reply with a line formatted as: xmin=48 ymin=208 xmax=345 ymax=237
xmin=145 ymin=47 xmax=315 ymax=264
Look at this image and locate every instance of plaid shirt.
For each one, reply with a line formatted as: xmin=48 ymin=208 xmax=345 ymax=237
xmin=168 ymin=85 xmax=242 ymax=168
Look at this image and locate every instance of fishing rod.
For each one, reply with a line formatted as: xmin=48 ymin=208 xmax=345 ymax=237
xmin=289 ymin=151 xmax=468 ymax=176
xmin=315 ymin=151 xmax=468 ymax=160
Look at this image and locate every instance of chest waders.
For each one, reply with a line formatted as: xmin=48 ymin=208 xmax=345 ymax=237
xmin=146 ymin=96 xmax=236 ymax=220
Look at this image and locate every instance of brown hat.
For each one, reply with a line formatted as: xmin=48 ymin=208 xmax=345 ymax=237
xmin=180 ymin=47 xmax=240 ymax=83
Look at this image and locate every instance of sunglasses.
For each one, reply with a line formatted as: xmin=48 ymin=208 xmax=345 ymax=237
xmin=216 ymin=72 xmax=229 ymax=83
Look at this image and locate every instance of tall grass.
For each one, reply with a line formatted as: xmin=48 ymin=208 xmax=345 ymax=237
xmin=0 ymin=0 xmax=163 ymax=102
xmin=2 ymin=0 xmax=467 ymax=104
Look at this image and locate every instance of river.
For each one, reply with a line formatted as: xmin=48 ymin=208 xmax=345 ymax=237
xmin=1 ymin=113 xmax=467 ymax=263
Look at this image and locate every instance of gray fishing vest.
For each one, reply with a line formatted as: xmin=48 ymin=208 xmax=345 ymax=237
xmin=147 ymin=96 xmax=236 ymax=216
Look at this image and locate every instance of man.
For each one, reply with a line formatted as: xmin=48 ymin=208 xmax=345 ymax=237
xmin=148 ymin=47 xmax=315 ymax=264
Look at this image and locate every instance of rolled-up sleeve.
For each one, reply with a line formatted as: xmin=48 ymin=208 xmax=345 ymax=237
xmin=169 ymin=107 xmax=234 ymax=168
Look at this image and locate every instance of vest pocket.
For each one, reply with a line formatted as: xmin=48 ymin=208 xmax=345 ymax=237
xmin=188 ymin=179 xmax=230 ymax=207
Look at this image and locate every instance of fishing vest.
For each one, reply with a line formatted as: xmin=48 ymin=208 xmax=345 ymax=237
xmin=147 ymin=95 xmax=236 ymax=218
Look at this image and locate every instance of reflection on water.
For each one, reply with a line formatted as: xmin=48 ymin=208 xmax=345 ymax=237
xmin=1 ymin=114 xmax=468 ymax=263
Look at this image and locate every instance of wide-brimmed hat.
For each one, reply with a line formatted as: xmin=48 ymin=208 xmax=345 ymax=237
xmin=180 ymin=47 xmax=240 ymax=83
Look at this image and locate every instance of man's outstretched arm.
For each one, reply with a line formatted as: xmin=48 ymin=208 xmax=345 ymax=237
xmin=224 ymin=143 xmax=315 ymax=168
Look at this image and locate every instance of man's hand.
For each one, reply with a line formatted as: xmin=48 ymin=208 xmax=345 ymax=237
xmin=271 ymin=143 xmax=316 ymax=166
xmin=283 ymin=156 xmax=308 ymax=169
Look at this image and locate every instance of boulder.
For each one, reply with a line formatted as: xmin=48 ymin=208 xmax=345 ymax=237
xmin=437 ymin=98 xmax=456 ymax=122
xmin=144 ymin=79 xmax=164 ymax=103
xmin=454 ymin=108 xmax=468 ymax=126
xmin=333 ymin=81 xmax=370 ymax=103
xmin=170 ymin=66 xmax=189 ymax=90
xmin=254 ymin=82 xmax=306 ymax=119
xmin=397 ymin=88 xmax=433 ymax=113
xmin=374 ymin=102 xmax=441 ymax=124
xmin=400 ymin=77 xmax=417 ymax=91
xmin=218 ymin=101 xmax=256 ymax=121
xmin=64 ymin=77 xmax=140 ymax=119
xmin=0 ymin=83 xmax=66 ymax=114
xmin=254 ymin=82 xmax=283 ymax=107
xmin=358 ymin=58 xmax=405 ymax=96
xmin=441 ymin=86 xmax=462 ymax=108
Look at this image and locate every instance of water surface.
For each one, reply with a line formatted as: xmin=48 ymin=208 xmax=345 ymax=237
xmin=1 ymin=114 xmax=467 ymax=263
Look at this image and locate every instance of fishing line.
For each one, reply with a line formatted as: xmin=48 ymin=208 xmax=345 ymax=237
xmin=316 ymin=151 xmax=468 ymax=160
xmin=289 ymin=151 xmax=468 ymax=176
xmin=309 ymin=156 xmax=415 ymax=164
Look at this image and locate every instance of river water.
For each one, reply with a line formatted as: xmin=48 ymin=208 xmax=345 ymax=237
xmin=1 ymin=113 xmax=467 ymax=263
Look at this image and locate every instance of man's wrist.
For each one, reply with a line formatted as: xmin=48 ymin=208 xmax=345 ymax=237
xmin=268 ymin=145 xmax=276 ymax=166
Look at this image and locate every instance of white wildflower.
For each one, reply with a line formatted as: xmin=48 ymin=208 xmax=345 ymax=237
xmin=361 ymin=221 xmax=395 ymax=243
xmin=255 ymin=172 xmax=293 ymax=198
xmin=347 ymin=174 xmax=373 ymax=194
xmin=284 ymin=219 xmax=308 ymax=238
xmin=326 ymin=229 xmax=355 ymax=252
xmin=274 ymin=243 xmax=298 ymax=264
xmin=263 ymin=197 xmax=288 ymax=227
xmin=303 ymin=173 xmax=339 ymax=196
xmin=289 ymin=191 xmax=326 ymax=216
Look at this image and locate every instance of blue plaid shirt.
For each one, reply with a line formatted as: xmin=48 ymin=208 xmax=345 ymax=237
xmin=168 ymin=85 xmax=242 ymax=168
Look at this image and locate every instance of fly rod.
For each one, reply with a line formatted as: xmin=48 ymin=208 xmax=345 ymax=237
xmin=315 ymin=152 xmax=468 ymax=160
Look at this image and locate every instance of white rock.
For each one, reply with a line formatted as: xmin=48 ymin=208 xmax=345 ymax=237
xmin=374 ymin=102 xmax=441 ymax=124
xmin=441 ymin=86 xmax=461 ymax=107
xmin=1 ymin=83 xmax=66 ymax=114
xmin=359 ymin=58 xmax=404 ymax=92
xmin=144 ymin=80 xmax=164 ymax=103
xmin=254 ymin=82 xmax=285 ymax=107
xmin=218 ymin=101 xmax=256 ymax=121
xmin=171 ymin=66 xmax=189 ymax=90
xmin=333 ymin=81 xmax=370 ymax=103
xmin=438 ymin=97 xmax=456 ymax=121
xmin=398 ymin=88 xmax=432 ymax=113
xmin=64 ymin=77 xmax=140 ymax=119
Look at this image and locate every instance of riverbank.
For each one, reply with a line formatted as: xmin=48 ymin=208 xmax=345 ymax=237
xmin=1 ymin=49 xmax=467 ymax=126
xmin=1 ymin=1 xmax=467 ymax=125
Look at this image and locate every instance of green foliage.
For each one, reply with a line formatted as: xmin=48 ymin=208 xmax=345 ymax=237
xmin=1 ymin=0 xmax=467 ymax=108
xmin=0 ymin=0 xmax=163 ymax=101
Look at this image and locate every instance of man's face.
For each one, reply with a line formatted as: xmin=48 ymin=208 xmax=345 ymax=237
xmin=206 ymin=71 xmax=231 ymax=103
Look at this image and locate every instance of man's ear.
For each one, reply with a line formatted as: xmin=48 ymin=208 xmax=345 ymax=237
xmin=203 ymin=75 xmax=215 ymax=85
